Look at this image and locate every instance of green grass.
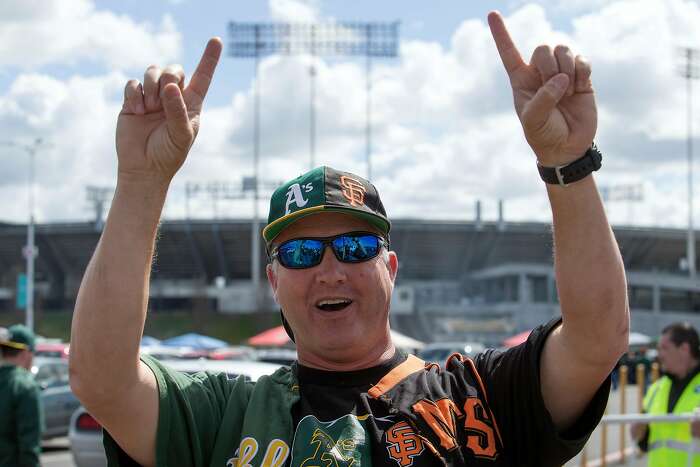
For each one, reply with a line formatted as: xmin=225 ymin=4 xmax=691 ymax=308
xmin=0 ymin=310 xmax=282 ymax=345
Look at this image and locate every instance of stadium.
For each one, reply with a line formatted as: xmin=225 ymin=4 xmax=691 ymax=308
xmin=1 ymin=215 xmax=698 ymax=346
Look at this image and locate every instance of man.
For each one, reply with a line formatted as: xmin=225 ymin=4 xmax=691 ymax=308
xmin=631 ymin=323 xmax=700 ymax=466
xmin=69 ymin=11 xmax=628 ymax=466
xmin=0 ymin=324 xmax=43 ymax=467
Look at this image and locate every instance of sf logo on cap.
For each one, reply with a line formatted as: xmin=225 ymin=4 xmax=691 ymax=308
xmin=340 ymin=176 xmax=366 ymax=207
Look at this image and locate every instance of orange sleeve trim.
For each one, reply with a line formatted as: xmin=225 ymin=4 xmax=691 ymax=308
xmin=369 ymin=354 xmax=426 ymax=398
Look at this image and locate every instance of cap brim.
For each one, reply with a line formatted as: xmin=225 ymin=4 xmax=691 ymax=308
xmin=263 ymin=206 xmax=390 ymax=243
xmin=0 ymin=341 xmax=29 ymax=351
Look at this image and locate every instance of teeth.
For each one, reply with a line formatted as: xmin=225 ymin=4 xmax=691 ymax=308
xmin=317 ymin=298 xmax=351 ymax=306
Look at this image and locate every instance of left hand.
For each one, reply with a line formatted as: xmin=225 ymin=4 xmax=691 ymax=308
xmin=488 ymin=11 xmax=597 ymax=167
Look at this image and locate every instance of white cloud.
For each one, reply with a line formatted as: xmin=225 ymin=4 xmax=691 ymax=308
xmin=269 ymin=0 xmax=321 ymax=23
xmin=1 ymin=0 xmax=699 ymax=230
xmin=0 ymin=0 xmax=181 ymax=70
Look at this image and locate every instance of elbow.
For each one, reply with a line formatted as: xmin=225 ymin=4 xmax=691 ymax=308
xmin=598 ymin=294 xmax=630 ymax=364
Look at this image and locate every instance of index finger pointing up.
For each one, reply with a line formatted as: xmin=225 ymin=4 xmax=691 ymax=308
xmin=488 ymin=11 xmax=526 ymax=77
xmin=186 ymin=37 xmax=223 ymax=102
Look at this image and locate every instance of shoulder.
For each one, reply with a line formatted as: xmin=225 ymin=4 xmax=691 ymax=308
xmin=10 ymin=366 xmax=39 ymax=390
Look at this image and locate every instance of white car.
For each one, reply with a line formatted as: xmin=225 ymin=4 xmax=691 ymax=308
xmin=69 ymin=358 xmax=283 ymax=467
xmin=418 ymin=342 xmax=487 ymax=366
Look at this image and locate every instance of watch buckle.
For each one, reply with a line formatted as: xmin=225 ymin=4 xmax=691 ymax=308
xmin=554 ymin=165 xmax=568 ymax=187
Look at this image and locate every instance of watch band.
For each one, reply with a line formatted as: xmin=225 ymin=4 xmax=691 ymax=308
xmin=537 ymin=144 xmax=603 ymax=187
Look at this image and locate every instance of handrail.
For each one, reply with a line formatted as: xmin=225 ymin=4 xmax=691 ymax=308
xmin=602 ymin=412 xmax=700 ymax=423
xmin=596 ymin=412 xmax=700 ymax=467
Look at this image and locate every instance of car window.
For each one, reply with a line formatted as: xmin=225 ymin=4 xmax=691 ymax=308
xmin=35 ymin=363 xmax=70 ymax=389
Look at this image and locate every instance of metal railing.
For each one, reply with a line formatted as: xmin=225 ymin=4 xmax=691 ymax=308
xmin=577 ymin=362 xmax=700 ymax=467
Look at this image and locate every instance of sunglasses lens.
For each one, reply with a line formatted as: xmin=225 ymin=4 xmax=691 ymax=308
xmin=277 ymin=239 xmax=324 ymax=268
xmin=332 ymin=234 xmax=380 ymax=262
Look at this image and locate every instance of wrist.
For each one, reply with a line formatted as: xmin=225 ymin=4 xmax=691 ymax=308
xmin=537 ymin=144 xmax=602 ymax=187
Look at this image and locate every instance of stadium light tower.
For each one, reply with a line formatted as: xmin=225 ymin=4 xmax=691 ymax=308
xmin=228 ymin=21 xmax=400 ymax=177
xmin=679 ymin=47 xmax=699 ymax=278
xmin=228 ymin=21 xmax=399 ymax=311
xmin=0 ymin=138 xmax=46 ymax=331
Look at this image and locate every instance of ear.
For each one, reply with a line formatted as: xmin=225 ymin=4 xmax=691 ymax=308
xmin=387 ymin=251 xmax=399 ymax=283
xmin=266 ymin=263 xmax=278 ymax=302
xmin=681 ymin=342 xmax=692 ymax=355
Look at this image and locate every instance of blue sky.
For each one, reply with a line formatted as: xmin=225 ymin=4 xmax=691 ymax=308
xmin=1 ymin=0 xmax=700 ymax=229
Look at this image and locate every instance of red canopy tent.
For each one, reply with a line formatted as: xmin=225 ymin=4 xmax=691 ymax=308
xmin=502 ymin=329 xmax=533 ymax=348
xmin=247 ymin=325 xmax=290 ymax=347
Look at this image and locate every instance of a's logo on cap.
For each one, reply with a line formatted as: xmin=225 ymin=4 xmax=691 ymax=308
xmin=340 ymin=176 xmax=366 ymax=207
xmin=285 ymin=183 xmax=312 ymax=214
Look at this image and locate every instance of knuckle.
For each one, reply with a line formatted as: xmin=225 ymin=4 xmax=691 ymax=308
xmin=146 ymin=64 xmax=160 ymax=72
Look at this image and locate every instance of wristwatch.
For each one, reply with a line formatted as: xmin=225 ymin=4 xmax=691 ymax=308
xmin=537 ymin=144 xmax=603 ymax=187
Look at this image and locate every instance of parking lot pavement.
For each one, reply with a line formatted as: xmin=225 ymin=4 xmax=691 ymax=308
xmin=42 ymin=437 xmax=75 ymax=467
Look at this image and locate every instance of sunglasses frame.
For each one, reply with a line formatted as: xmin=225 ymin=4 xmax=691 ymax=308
xmin=268 ymin=231 xmax=389 ymax=269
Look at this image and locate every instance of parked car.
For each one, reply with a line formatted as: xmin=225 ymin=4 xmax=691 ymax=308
xmin=418 ymin=342 xmax=486 ymax=365
xmin=31 ymin=356 xmax=81 ymax=439
xmin=253 ymin=348 xmax=298 ymax=366
xmin=69 ymin=358 xmax=283 ymax=467
xmin=35 ymin=342 xmax=70 ymax=359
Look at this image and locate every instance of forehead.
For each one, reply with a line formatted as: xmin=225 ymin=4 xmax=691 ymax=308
xmin=274 ymin=212 xmax=377 ymax=243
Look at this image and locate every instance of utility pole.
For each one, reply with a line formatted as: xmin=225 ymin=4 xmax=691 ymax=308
xmin=679 ymin=47 xmax=699 ymax=278
xmin=0 ymin=138 xmax=45 ymax=331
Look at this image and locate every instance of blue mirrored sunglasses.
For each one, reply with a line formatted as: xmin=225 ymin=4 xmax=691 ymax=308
xmin=269 ymin=231 xmax=388 ymax=269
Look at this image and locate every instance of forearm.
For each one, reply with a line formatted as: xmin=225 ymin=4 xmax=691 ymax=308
xmin=70 ymin=176 xmax=168 ymax=402
xmin=548 ymin=175 xmax=629 ymax=364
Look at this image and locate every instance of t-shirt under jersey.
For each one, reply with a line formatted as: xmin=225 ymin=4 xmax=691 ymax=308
xmin=103 ymin=318 xmax=610 ymax=466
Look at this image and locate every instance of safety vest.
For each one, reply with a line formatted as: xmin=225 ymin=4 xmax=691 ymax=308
xmin=644 ymin=371 xmax=700 ymax=467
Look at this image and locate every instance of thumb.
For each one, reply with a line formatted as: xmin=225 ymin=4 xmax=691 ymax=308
xmin=521 ymin=73 xmax=569 ymax=132
xmin=161 ymin=83 xmax=194 ymax=151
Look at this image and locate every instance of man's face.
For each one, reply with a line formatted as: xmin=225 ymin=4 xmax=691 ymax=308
xmin=266 ymin=212 xmax=398 ymax=366
xmin=657 ymin=332 xmax=688 ymax=376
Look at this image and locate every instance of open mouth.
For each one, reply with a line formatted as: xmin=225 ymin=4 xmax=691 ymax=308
xmin=316 ymin=298 xmax=353 ymax=312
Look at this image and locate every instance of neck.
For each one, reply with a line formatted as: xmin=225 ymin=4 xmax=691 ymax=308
xmin=2 ymin=357 xmax=27 ymax=370
xmin=678 ymin=358 xmax=700 ymax=379
xmin=297 ymin=341 xmax=397 ymax=371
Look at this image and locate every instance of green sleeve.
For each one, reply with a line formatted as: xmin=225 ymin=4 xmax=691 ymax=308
xmin=15 ymin=381 xmax=42 ymax=467
xmin=103 ymin=355 xmax=253 ymax=467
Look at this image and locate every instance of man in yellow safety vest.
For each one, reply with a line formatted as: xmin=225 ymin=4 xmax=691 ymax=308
xmin=631 ymin=322 xmax=700 ymax=466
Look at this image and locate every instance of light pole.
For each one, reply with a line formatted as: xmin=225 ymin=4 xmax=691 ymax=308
xmin=679 ymin=47 xmax=699 ymax=278
xmin=0 ymin=138 xmax=44 ymax=331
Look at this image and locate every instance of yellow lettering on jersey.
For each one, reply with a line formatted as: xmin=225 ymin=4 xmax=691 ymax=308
xmin=228 ymin=437 xmax=259 ymax=467
xmin=262 ymin=439 xmax=290 ymax=467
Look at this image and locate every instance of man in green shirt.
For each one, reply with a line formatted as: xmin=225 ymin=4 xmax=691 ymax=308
xmin=0 ymin=324 xmax=43 ymax=467
xmin=69 ymin=10 xmax=629 ymax=467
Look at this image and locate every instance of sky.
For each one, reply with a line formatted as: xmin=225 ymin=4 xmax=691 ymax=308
xmin=1 ymin=0 xmax=700 ymax=229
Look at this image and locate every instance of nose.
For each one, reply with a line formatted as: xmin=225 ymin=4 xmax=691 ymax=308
xmin=314 ymin=245 xmax=348 ymax=284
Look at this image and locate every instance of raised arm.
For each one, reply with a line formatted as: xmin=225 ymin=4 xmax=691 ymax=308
xmin=488 ymin=11 xmax=629 ymax=430
xmin=68 ymin=38 xmax=222 ymax=467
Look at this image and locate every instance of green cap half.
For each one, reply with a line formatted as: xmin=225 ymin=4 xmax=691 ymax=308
xmin=263 ymin=166 xmax=390 ymax=243
xmin=0 ymin=324 xmax=36 ymax=352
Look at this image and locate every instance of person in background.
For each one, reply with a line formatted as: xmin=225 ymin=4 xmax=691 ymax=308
xmin=631 ymin=322 xmax=700 ymax=466
xmin=0 ymin=324 xmax=43 ymax=467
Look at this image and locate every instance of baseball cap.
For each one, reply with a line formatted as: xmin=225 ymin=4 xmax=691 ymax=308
xmin=263 ymin=166 xmax=391 ymax=244
xmin=0 ymin=324 xmax=36 ymax=352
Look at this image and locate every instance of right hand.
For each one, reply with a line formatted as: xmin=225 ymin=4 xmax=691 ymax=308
xmin=116 ymin=38 xmax=222 ymax=185
xmin=630 ymin=422 xmax=648 ymax=442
